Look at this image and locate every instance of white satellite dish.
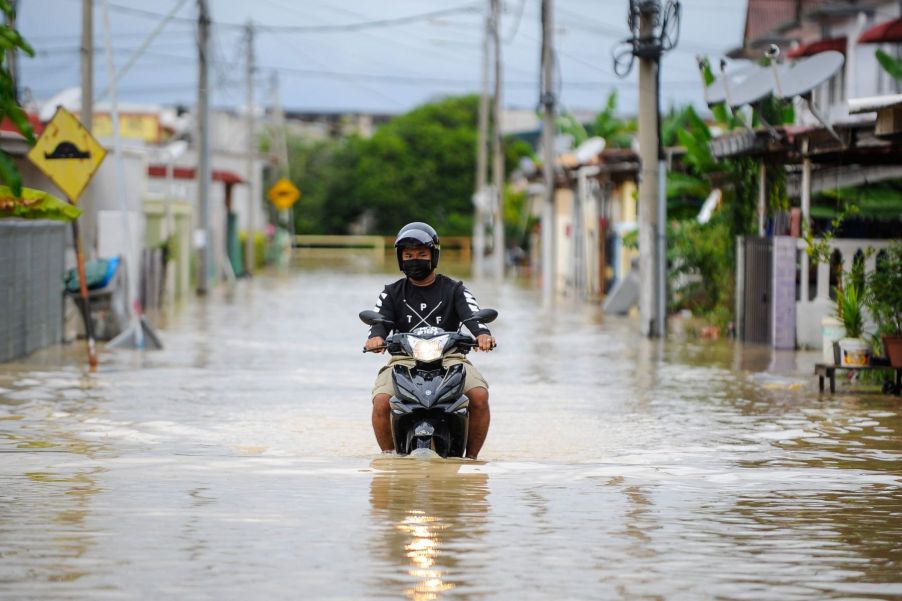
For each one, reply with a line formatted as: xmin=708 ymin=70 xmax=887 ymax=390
xmin=727 ymin=66 xmax=775 ymax=108
xmin=38 ymin=87 xmax=82 ymax=121
xmin=575 ymin=136 xmax=606 ymax=163
xmin=704 ymin=64 xmax=758 ymax=106
xmin=774 ymin=51 xmax=844 ymax=98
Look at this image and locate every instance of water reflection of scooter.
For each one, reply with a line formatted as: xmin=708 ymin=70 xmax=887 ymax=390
xmin=368 ymin=457 xmax=489 ymax=600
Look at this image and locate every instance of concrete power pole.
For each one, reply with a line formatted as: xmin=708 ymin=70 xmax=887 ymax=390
xmin=473 ymin=7 xmax=490 ymax=280
xmin=196 ymin=0 xmax=212 ymax=294
xmin=244 ymin=21 xmax=256 ymax=275
xmin=490 ymin=0 xmax=505 ymax=280
xmin=540 ymin=0 xmax=555 ymax=305
xmin=637 ymin=0 xmax=662 ymax=337
xmin=80 ymin=0 xmax=95 ymax=257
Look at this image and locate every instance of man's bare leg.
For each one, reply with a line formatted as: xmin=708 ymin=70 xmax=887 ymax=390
xmin=372 ymin=393 xmax=394 ymax=452
xmin=465 ymin=387 xmax=490 ymax=459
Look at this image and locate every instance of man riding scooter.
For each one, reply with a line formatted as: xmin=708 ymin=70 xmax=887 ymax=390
xmin=365 ymin=222 xmax=496 ymax=459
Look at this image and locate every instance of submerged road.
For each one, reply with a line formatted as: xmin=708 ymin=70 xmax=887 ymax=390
xmin=1 ymin=259 xmax=900 ymax=600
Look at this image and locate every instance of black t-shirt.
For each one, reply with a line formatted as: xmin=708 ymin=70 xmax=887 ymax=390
xmin=368 ymin=274 xmax=491 ymax=339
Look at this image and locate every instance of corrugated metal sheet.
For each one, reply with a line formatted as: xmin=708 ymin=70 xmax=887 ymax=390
xmin=0 ymin=221 xmax=66 ymax=363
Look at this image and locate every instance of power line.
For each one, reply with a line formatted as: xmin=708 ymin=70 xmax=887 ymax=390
xmin=98 ymin=0 xmax=483 ymax=33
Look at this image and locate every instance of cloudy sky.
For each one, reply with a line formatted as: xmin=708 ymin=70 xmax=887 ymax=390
xmin=18 ymin=0 xmax=747 ymax=115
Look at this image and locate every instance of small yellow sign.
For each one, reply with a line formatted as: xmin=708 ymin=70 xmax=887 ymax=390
xmin=27 ymin=107 xmax=107 ymax=202
xmin=268 ymin=177 xmax=301 ymax=210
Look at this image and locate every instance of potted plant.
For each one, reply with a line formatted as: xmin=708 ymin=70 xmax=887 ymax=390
xmin=865 ymin=241 xmax=902 ymax=367
xmin=834 ymin=275 xmax=870 ymax=367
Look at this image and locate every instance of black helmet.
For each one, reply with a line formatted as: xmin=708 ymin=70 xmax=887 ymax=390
xmin=394 ymin=222 xmax=440 ymax=270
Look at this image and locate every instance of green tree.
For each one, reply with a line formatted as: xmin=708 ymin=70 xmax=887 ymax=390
xmin=288 ymin=95 xmax=531 ymax=237
xmin=0 ymin=0 xmax=35 ymax=195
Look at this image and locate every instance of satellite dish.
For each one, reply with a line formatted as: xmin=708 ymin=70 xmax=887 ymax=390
xmin=775 ymin=51 xmax=844 ymax=98
xmin=727 ymin=66 xmax=775 ymax=108
xmin=575 ymin=136 xmax=606 ymax=163
xmin=704 ymin=64 xmax=758 ymax=106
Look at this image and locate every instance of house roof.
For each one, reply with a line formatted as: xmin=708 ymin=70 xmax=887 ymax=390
xmin=0 ymin=111 xmax=44 ymax=137
xmin=147 ymin=164 xmax=244 ymax=184
xmin=786 ymin=36 xmax=846 ymax=58
xmin=859 ymin=17 xmax=902 ymax=43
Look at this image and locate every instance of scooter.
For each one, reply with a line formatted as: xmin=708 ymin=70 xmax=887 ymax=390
xmin=360 ymin=308 xmax=497 ymax=457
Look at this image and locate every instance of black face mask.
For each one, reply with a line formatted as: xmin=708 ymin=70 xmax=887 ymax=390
xmin=401 ymin=259 xmax=433 ymax=281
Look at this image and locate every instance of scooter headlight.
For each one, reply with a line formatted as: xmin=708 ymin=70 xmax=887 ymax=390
xmin=408 ymin=334 xmax=449 ymax=363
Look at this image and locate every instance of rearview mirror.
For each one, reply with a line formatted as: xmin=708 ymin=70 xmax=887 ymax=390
xmin=359 ymin=310 xmax=394 ymax=327
xmin=463 ymin=308 xmax=498 ymax=324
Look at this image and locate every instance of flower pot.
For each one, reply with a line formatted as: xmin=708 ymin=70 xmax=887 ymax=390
xmin=883 ymin=335 xmax=902 ymax=368
xmin=838 ymin=337 xmax=870 ymax=367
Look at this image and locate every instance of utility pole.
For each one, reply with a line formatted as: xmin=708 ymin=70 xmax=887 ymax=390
xmin=244 ymin=21 xmax=256 ymax=275
xmin=473 ymin=7 xmax=490 ymax=280
xmin=490 ymin=0 xmax=505 ymax=280
xmin=196 ymin=0 xmax=211 ymax=294
xmin=270 ymin=70 xmax=294 ymax=241
xmin=540 ymin=0 xmax=555 ymax=305
xmin=637 ymin=0 xmax=661 ymax=337
xmin=80 ymin=0 xmax=95 ymax=257
xmin=6 ymin=1 xmax=19 ymax=102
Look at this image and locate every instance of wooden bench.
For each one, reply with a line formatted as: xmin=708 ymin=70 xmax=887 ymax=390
xmin=814 ymin=363 xmax=902 ymax=394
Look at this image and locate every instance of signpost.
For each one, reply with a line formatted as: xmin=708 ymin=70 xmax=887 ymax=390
xmin=268 ymin=178 xmax=300 ymax=250
xmin=27 ymin=107 xmax=107 ymax=369
xmin=267 ymin=177 xmax=300 ymax=210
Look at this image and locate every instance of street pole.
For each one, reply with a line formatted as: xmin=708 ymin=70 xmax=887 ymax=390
xmin=196 ymin=0 xmax=211 ymax=294
xmin=490 ymin=0 xmax=505 ymax=280
xmin=473 ymin=7 xmax=490 ymax=280
xmin=271 ymin=70 xmax=294 ymax=241
xmin=80 ymin=0 xmax=95 ymax=258
xmin=540 ymin=0 xmax=555 ymax=305
xmin=6 ymin=1 xmax=18 ymax=102
xmin=637 ymin=0 xmax=661 ymax=337
xmin=244 ymin=21 xmax=256 ymax=276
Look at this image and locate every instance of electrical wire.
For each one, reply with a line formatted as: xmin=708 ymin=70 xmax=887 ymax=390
xmin=97 ymin=0 xmax=483 ymax=33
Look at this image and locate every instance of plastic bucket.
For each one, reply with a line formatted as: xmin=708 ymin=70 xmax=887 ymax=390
xmin=839 ymin=338 xmax=870 ymax=367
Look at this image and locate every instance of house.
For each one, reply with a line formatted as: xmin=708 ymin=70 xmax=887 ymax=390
xmin=716 ymin=0 xmax=902 ymax=349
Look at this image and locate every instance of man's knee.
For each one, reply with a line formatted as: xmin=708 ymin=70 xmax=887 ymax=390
xmin=465 ymin=386 xmax=489 ymax=410
xmin=372 ymin=393 xmax=391 ymax=416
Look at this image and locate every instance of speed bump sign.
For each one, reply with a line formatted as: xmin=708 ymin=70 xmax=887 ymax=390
xmin=27 ymin=107 xmax=107 ymax=202
xmin=268 ymin=178 xmax=300 ymax=210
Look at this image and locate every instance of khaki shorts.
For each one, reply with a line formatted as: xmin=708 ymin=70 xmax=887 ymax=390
xmin=371 ymin=353 xmax=488 ymax=399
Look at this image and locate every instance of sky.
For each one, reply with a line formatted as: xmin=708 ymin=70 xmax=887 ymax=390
xmin=18 ymin=0 xmax=747 ymax=116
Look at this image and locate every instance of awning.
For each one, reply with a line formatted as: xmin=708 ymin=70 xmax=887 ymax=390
xmin=147 ymin=165 xmax=244 ymax=184
xmin=858 ymin=18 xmax=902 ymax=44
xmin=786 ymin=37 xmax=846 ymax=59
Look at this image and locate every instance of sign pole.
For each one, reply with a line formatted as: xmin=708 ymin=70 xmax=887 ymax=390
xmin=69 ymin=205 xmax=98 ymax=369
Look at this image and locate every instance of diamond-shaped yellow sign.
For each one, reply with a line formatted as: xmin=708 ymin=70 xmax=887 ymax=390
xmin=27 ymin=107 xmax=107 ymax=202
xmin=268 ymin=177 xmax=301 ymax=210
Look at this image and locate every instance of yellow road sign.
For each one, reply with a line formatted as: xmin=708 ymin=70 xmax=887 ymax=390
xmin=27 ymin=107 xmax=107 ymax=202
xmin=268 ymin=177 xmax=301 ymax=210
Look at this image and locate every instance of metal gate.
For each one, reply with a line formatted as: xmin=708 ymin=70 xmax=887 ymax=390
xmin=742 ymin=237 xmax=772 ymax=344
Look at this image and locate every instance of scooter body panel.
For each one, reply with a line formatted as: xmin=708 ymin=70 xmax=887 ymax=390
xmin=389 ymin=362 xmax=469 ymax=457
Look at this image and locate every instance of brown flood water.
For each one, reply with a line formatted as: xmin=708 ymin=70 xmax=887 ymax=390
xmin=1 ymin=257 xmax=900 ymax=600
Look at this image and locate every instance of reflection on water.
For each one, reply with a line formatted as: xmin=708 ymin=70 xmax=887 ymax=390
xmin=0 ymin=264 xmax=900 ymax=599
xmin=369 ymin=457 xmax=489 ymax=600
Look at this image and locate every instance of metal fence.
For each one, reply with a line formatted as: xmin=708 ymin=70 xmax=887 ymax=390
xmin=0 ymin=221 xmax=66 ymax=363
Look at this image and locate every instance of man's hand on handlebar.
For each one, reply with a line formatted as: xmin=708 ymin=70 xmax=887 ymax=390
xmin=365 ymin=336 xmax=386 ymax=353
xmin=475 ymin=334 xmax=496 ymax=352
